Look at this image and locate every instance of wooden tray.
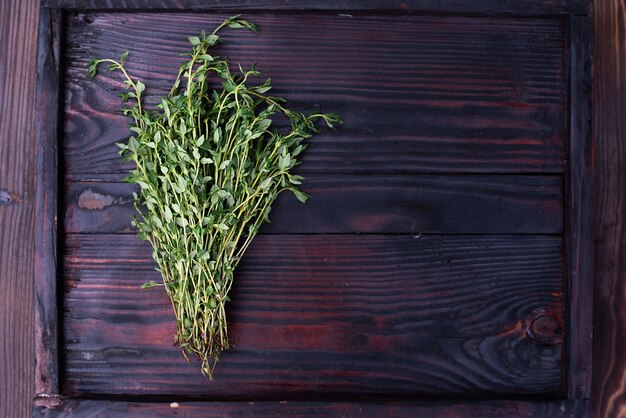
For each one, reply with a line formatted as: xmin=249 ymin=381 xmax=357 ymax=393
xmin=34 ymin=1 xmax=592 ymax=416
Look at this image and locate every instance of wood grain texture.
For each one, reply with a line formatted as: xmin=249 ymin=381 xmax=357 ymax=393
xmin=591 ymin=0 xmax=626 ymax=416
xmin=33 ymin=399 xmax=589 ymax=418
xmin=42 ymin=0 xmax=590 ymax=15
xmin=25 ymin=2 xmax=603 ymax=416
xmin=63 ymin=13 xmax=567 ymax=175
xmin=63 ymin=175 xmax=563 ymax=234
xmin=0 ymin=0 xmax=39 ymax=417
xmin=34 ymin=8 xmax=62 ymax=406
xmin=566 ymin=16 xmax=593 ymax=400
xmin=62 ymin=233 xmax=564 ymax=397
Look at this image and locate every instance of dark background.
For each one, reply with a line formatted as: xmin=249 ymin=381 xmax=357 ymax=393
xmin=1 ymin=1 xmax=625 ymax=417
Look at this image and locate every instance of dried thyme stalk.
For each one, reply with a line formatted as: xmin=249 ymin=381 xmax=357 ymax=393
xmin=88 ymin=16 xmax=340 ymax=379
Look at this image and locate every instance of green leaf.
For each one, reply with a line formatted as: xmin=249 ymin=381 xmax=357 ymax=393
xmin=241 ymin=20 xmax=259 ymax=33
xmin=88 ymin=59 xmax=98 ymax=78
xmin=293 ymin=145 xmax=304 ymax=156
xmin=257 ymin=119 xmax=272 ymax=131
xmin=259 ymin=177 xmax=272 ymax=190
xmin=152 ymin=215 xmax=163 ymax=229
xmin=120 ymin=51 xmax=129 ymax=63
xmin=176 ymin=217 xmax=188 ymax=227
xmin=196 ymin=135 xmax=205 ymax=147
xmin=291 ymin=188 xmax=310 ymax=203
xmin=227 ymin=21 xmax=245 ymax=29
xmin=216 ymin=189 xmax=231 ymax=199
xmin=227 ymin=17 xmax=259 ymax=33
xmin=161 ymin=99 xmax=170 ymax=119
xmin=200 ymin=251 xmax=211 ymax=261
xmin=136 ymin=180 xmax=151 ymax=190
xmin=289 ymin=175 xmax=302 ymax=185
xmin=279 ymin=153 xmax=291 ymax=170
xmin=213 ymin=223 xmax=229 ymax=231
xmin=127 ymin=136 xmax=139 ymax=152
xmin=141 ymin=280 xmax=159 ymax=289
xmin=136 ymin=80 xmax=145 ymax=94
xmin=164 ymin=206 xmax=173 ymax=223
xmin=188 ymin=36 xmax=201 ymax=46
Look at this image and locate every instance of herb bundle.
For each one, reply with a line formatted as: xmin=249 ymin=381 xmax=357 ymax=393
xmin=89 ymin=16 xmax=340 ymax=379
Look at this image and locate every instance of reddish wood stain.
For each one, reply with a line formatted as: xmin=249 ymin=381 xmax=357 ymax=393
xmin=27 ymin=3 xmax=599 ymax=417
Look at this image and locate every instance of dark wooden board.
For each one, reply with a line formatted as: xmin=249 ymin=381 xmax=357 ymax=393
xmin=25 ymin=1 xmax=600 ymax=416
xmin=591 ymin=0 xmax=626 ymax=415
xmin=63 ymin=13 xmax=567 ymax=176
xmin=62 ymin=233 xmax=564 ymax=396
xmin=34 ymin=7 xmax=62 ymax=407
xmin=566 ymin=16 xmax=593 ymax=400
xmin=43 ymin=0 xmax=589 ymax=15
xmin=34 ymin=399 xmax=589 ymax=418
xmin=0 ymin=0 xmax=40 ymax=416
xmin=63 ymin=175 xmax=563 ymax=234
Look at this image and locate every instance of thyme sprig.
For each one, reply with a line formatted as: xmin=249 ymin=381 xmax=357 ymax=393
xmin=89 ymin=15 xmax=340 ymax=379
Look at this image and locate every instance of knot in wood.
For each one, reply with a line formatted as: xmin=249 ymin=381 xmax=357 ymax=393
xmin=527 ymin=312 xmax=563 ymax=346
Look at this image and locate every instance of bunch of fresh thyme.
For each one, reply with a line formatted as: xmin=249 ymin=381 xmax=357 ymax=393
xmin=89 ymin=15 xmax=340 ymax=378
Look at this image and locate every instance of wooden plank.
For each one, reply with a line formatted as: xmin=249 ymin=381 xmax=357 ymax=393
xmin=0 ymin=0 xmax=40 ymax=417
xmin=42 ymin=0 xmax=589 ymax=16
xmin=63 ymin=175 xmax=563 ymax=234
xmin=33 ymin=7 xmax=62 ymax=410
xmin=33 ymin=399 xmax=589 ymax=418
xmin=591 ymin=0 xmax=626 ymax=416
xmin=62 ymin=234 xmax=564 ymax=396
xmin=566 ymin=16 xmax=592 ymax=400
xmin=63 ymin=14 xmax=567 ymax=175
